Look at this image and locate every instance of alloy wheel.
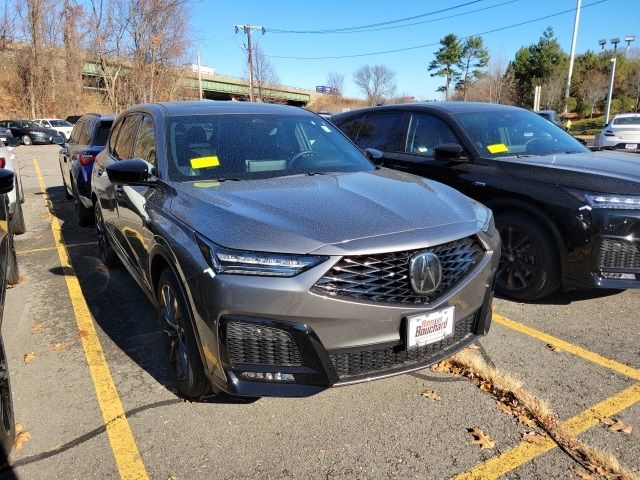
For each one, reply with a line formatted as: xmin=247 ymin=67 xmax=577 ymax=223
xmin=95 ymin=206 xmax=108 ymax=262
xmin=496 ymin=225 xmax=539 ymax=292
xmin=159 ymin=283 xmax=189 ymax=381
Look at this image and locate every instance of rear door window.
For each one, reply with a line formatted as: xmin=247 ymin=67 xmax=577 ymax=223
xmin=69 ymin=121 xmax=84 ymax=144
xmin=406 ymin=114 xmax=461 ymax=156
xmin=77 ymin=122 xmax=91 ymax=145
xmin=93 ymin=120 xmax=113 ymax=146
xmin=355 ymin=113 xmax=405 ymax=152
xmin=112 ymin=114 xmax=141 ymax=160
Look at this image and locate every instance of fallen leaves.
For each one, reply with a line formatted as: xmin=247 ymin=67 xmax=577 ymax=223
xmin=601 ymin=417 xmax=632 ymax=435
xmin=467 ymin=343 xmax=481 ymax=351
xmin=77 ymin=329 xmax=89 ymax=339
xmin=7 ymin=276 xmax=28 ymax=289
xmin=419 ymin=390 xmax=441 ymax=401
xmin=467 ymin=427 xmax=495 ymax=449
xmin=572 ymin=468 xmax=595 ymax=480
xmin=23 ymin=352 xmax=36 ymax=363
xmin=14 ymin=430 xmax=31 ymax=453
xmin=546 ymin=343 xmax=563 ymax=353
xmin=30 ymin=323 xmax=45 ymax=333
xmin=522 ymin=432 xmax=547 ymax=445
xmin=50 ymin=342 xmax=70 ymax=352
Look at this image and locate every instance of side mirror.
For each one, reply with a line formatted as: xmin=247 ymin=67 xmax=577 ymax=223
xmin=434 ymin=143 xmax=466 ymax=161
xmin=7 ymin=138 xmax=20 ymax=147
xmin=364 ymin=147 xmax=384 ymax=165
xmin=107 ymin=158 xmax=156 ymax=186
xmin=0 ymin=169 xmax=14 ymax=194
xmin=51 ymin=135 xmax=65 ymax=145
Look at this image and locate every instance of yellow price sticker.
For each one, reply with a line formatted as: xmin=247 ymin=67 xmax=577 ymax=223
xmin=193 ymin=180 xmax=221 ymax=188
xmin=190 ymin=156 xmax=220 ymax=169
xmin=487 ymin=143 xmax=508 ymax=154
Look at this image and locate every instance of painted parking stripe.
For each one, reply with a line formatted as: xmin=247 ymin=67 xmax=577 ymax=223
xmin=493 ymin=314 xmax=640 ymax=381
xmin=454 ymin=382 xmax=640 ymax=480
xmin=34 ymin=159 xmax=149 ymax=480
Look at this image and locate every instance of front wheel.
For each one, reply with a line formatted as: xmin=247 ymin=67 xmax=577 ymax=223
xmin=495 ymin=211 xmax=561 ymax=301
xmin=73 ymin=182 xmax=93 ymax=227
xmin=94 ymin=203 xmax=119 ymax=268
xmin=10 ymin=180 xmax=26 ymax=235
xmin=6 ymin=231 xmax=19 ymax=286
xmin=21 ymin=135 xmax=32 ymax=146
xmin=157 ymin=269 xmax=211 ymax=399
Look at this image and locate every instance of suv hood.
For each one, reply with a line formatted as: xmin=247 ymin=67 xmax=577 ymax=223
xmin=498 ymin=150 xmax=640 ymax=194
xmin=170 ymin=169 xmax=480 ymax=255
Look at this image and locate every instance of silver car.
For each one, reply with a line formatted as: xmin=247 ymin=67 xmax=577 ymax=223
xmin=92 ymin=101 xmax=500 ymax=398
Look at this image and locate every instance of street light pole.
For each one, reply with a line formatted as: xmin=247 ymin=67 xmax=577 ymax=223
xmin=604 ymin=57 xmax=617 ymax=125
xmin=563 ymin=0 xmax=582 ymax=114
xmin=600 ymin=35 xmax=634 ymax=126
xmin=234 ymin=24 xmax=265 ymax=102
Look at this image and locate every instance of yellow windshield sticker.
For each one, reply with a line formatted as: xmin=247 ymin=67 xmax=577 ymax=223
xmin=193 ymin=180 xmax=220 ymax=188
xmin=190 ymin=156 xmax=220 ymax=169
xmin=487 ymin=143 xmax=508 ymax=154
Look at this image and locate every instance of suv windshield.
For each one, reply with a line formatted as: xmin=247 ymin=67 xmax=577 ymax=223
xmin=454 ymin=109 xmax=588 ymax=157
xmin=166 ymin=113 xmax=373 ymax=181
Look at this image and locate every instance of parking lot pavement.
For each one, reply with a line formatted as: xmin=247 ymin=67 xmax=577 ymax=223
xmin=1 ymin=144 xmax=639 ymax=479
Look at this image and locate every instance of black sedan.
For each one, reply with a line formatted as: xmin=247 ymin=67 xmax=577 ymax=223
xmin=332 ymin=103 xmax=640 ymax=301
xmin=0 ymin=120 xmax=60 ymax=145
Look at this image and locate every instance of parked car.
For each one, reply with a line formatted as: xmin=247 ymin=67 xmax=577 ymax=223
xmin=594 ymin=113 xmax=640 ymax=150
xmin=0 ymin=127 xmax=12 ymax=143
xmin=59 ymin=114 xmax=115 ymax=225
xmin=0 ymin=120 xmax=61 ymax=145
xmin=34 ymin=118 xmax=74 ymax=140
xmin=0 ymin=137 xmax=27 ymax=240
xmin=0 ymin=168 xmax=17 ymax=463
xmin=332 ymin=102 xmax=640 ymax=301
xmin=66 ymin=113 xmax=101 ymax=126
xmin=92 ymin=101 xmax=500 ymax=398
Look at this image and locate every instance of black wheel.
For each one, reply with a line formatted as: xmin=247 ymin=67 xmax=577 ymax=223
xmin=60 ymin=165 xmax=73 ymax=199
xmin=157 ymin=268 xmax=211 ymax=399
xmin=72 ymin=182 xmax=94 ymax=227
xmin=21 ymin=135 xmax=32 ymax=146
xmin=10 ymin=181 xmax=26 ymax=235
xmin=6 ymin=231 xmax=19 ymax=286
xmin=495 ymin=211 xmax=561 ymax=301
xmin=94 ymin=203 xmax=119 ymax=268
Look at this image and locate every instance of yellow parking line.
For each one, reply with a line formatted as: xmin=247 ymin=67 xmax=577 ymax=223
xmin=493 ymin=314 xmax=640 ymax=382
xmin=33 ymin=159 xmax=148 ymax=480
xmin=17 ymin=242 xmax=97 ymax=255
xmin=454 ymin=382 xmax=640 ymax=480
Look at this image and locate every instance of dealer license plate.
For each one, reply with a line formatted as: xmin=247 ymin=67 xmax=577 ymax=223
xmin=406 ymin=306 xmax=455 ymax=349
xmin=625 ymin=143 xmax=638 ymax=150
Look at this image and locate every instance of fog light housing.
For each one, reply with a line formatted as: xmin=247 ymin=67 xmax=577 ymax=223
xmin=601 ymin=272 xmax=637 ymax=280
xmin=240 ymin=372 xmax=295 ymax=381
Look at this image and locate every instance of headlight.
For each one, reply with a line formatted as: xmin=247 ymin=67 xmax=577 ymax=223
xmin=471 ymin=200 xmax=494 ymax=232
xmin=585 ymin=193 xmax=640 ymax=209
xmin=198 ymin=238 xmax=327 ymax=277
xmin=30 ymin=131 xmax=45 ymax=136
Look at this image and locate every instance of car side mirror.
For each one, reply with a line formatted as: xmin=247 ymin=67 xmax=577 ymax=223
xmin=434 ymin=143 xmax=467 ymax=161
xmin=364 ymin=148 xmax=384 ymax=165
xmin=107 ymin=158 xmax=156 ymax=186
xmin=7 ymin=138 xmax=20 ymax=147
xmin=0 ymin=168 xmax=14 ymax=194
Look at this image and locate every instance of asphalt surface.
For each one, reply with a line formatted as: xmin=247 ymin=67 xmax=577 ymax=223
xmin=1 ymin=144 xmax=639 ymax=480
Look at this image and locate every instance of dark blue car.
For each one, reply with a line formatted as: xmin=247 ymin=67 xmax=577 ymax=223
xmin=59 ymin=114 xmax=114 ymax=225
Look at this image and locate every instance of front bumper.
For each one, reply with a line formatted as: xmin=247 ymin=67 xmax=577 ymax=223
xmin=563 ymin=207 xmax=640 ymax=290
xmin=193 ymin=230 xmax=500 ymax=397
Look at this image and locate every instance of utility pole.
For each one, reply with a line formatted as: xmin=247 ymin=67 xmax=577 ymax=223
xmin=563 ymin=0 xmax=582 ymax=114
xmin=234 ymin=24 xmax=266 ymax=102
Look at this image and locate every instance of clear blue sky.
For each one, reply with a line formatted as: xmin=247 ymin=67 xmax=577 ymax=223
xmin=190 ymin=0 xmax=639 ymax=100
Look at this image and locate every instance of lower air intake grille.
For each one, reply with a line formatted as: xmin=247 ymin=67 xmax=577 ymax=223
xmin=598 ymin=238 xmax=640 ymax=270
xmin=329 ymin=311 xmax=477 ymax=380
xmin=226 ymin=322 xmax=302 ymax=366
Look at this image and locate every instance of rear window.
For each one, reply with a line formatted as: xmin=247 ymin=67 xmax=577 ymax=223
xmin=613 ymin=116 xmax=640 ymax=125
xmin=93 ymin=121 xmax=113 ymax=146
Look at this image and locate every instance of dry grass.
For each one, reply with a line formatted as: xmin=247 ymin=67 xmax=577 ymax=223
xmin=306 ymin=95 xmax=368 ymax=114
xmin=433 ymin=350 xmax=637 ymax=480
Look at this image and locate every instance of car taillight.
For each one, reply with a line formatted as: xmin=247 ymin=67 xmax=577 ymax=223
xmin=0 ymin=158 xmax=5 ymax=168
xmin=604 ymin=130 xmax=615 ymax=136
xmin=77 ymin=154 xmax=96 ymax=166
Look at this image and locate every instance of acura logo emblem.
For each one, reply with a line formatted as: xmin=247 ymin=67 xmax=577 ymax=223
xmin=409 ymin=252 xmax=442 ymax=294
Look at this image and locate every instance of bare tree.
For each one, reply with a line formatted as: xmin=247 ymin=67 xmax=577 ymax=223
xmin=326 ymin=71 xmax=344 ymax=96
xmin=486 ymin=55 xmax=514 ymax=104
xmin=0 ymin=0 xmax=16 ymax=50
xmin=581 ymin=70 xmax=609 ymax=117
xmin=353 ymin=64 xmax=396 ymax=106
xmin=247 ymin=42 xmax=281 ymax=103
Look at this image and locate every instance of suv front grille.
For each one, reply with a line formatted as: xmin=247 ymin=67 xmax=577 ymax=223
xmin=226 ymin=322 xmax=302 ymax=366
xmin=329 ymin=310 xmax=477 ymax=381
xmin=598 ymin=238 xmax=640 ymax=270
xmin=313 ymin=237 xmax=484 ymax=304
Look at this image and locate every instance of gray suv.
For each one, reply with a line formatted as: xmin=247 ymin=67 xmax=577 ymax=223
xmin=91 ymin=101 xmax=500 ymax=398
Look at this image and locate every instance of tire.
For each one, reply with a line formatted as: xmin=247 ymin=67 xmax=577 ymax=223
xmin=10 ymin=181 xmax=26 ymax=235
xmin=60 ymin=165 xmax=73 ymax=199
xmin=157 ymin=268 xmax=211 ymax=399
xmin=21 ymin=135 xmax=32 ymax=146
xmin=94 ymin=203 xmax=119 ymax=268
xmin=6 ymin=231 xmax=19 ymax=286
xmin=72 ymin=182 xmax=94 ymax=227
xmin=495 ymin=211 xmax=561 ymax=302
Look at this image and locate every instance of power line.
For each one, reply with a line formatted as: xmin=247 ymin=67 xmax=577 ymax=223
xmin=268 ymin=0 xmax=485 ymax=34
xmin=267 ymin=0 xmax=609 ymax=60
xmin=272 ymin=0 xmax=520 ymax=36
